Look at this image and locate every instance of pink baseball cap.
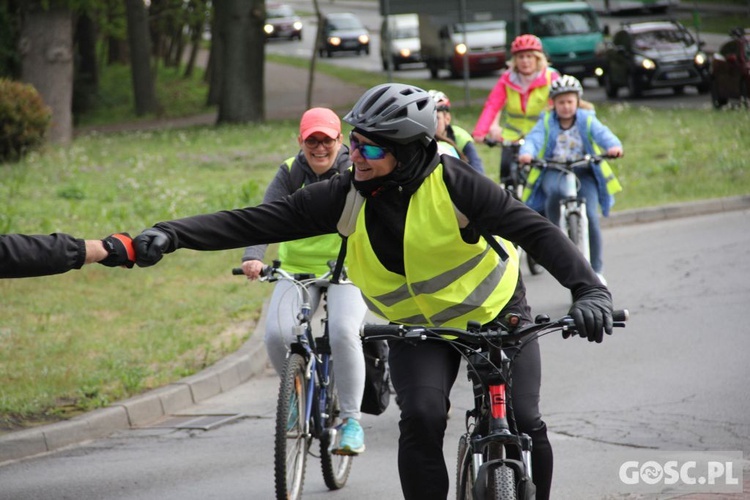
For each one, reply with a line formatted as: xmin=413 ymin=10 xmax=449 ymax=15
xmin=299 ymin=107 xmax=341 ymax=140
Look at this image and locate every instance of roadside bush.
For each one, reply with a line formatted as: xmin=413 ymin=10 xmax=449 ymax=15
xmin=0 ymin=78 xmax=51 ymax=162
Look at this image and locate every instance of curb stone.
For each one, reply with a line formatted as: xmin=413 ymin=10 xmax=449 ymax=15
xmin=2 ymin=196 xmax=749 ymax=465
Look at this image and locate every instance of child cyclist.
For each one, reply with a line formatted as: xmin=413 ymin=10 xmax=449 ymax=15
xmin=472 ymin=34 xmax=558 ymax=187
xmin=428 ymin=90 xmax=484 ymax=173
xmin=518 ymin=75 xmax=624 ymax=285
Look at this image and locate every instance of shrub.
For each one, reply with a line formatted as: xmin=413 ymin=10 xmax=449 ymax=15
xmin=0 ymin=78 xmax=51 ymax=162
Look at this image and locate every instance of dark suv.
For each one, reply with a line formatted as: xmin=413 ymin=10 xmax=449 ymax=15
xmin=317 ymin=13 xmax=370 ymax=57
xmin=602 ymin=21 xmax=710 ymax=98
xmin=709 ymin=28 xmax=750 ymax=108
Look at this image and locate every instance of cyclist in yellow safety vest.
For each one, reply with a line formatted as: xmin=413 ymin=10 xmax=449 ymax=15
xmin=428 ymin=89 xmax=485 ymax=173
xmin=473 ymin=34 xmax=559 ymax=186
xmin=133 ymin=83 xmax=617 ymax=500
xmin=518 ymin=76 xmax=624 ymax=285
xmin=239 ymin=108 xmax=369 ymax=456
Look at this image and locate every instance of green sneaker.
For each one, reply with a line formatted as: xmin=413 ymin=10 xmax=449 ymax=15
xmin=335 ymin=418 xmax=365 ymax=455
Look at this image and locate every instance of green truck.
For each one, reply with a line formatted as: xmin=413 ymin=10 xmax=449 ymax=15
xmin=513 ymin=1 xmax=608 ymax=83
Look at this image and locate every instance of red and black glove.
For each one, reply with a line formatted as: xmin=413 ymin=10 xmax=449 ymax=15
xmin=100 ymin=233 xmax=136 ymax=268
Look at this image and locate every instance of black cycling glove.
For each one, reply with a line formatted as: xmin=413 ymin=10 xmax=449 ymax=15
xmin=99 ymin=233 xmax=135 ymax=268
xmin=568 ymin=286 xmax=613 ymax=343
xmin=133 ymin=228 xmax=172 ymax=267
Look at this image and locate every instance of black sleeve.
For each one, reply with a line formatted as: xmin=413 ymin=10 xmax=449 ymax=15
xmin=155 ymin=172 xmax=352 ymax=252
xmin=440 ymin=156 xmax=603 ymax=294
xmin=0 ymin=233 xmax=86 ymax=279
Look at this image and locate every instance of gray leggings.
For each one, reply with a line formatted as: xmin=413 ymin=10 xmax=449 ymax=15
xmin=264 ymin=279 xmax=368 ymax=421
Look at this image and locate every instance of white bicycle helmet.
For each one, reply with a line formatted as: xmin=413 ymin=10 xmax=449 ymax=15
xmin=428 ymin=89 xmax=451 ymax=111
xmin=343 ymin=83 xmax=436 ymax=146
xmin=550 ymin=75 xmax=583 ymax=99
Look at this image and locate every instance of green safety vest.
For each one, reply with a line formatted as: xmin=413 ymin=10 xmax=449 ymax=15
xmin=345 ymin=163 xmax=519 ymax=327
xmin=500 ymin=70 xmax=553 ymax=141
xmin=451 ymin=125 xmax=474 ymax=153
xmin=277 ymin=157 xmax=343 ymax=275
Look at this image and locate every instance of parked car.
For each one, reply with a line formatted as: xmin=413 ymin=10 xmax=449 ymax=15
xmin=264 ymin=4 xmax=302 ymax=41
xmin=380 ymin=14 xmax=422 ymax=70
xmin=602 ymin=20 xmax=710 ymax=98
xmin=318 ymin=12 xmax=370 ymax=57
xmin=709 ymin=27 xmax=750 ymax=109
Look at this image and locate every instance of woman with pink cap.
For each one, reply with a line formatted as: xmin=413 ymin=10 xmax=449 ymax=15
xmin=239 ymin=108 xmax=368 ymax=455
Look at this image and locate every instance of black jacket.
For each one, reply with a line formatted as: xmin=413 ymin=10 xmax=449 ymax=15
xmin=154 ymin=149 xmax=605 ymax=315
xmin=0 ymin=233 xmax=86 ymax=278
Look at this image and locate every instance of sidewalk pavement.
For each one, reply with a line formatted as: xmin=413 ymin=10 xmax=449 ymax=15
xmin=2 ymin=194 xmax=749 ymax=465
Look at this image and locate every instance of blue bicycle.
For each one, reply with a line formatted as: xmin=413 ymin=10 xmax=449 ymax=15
xmin=233 ymin=260 xmax=353 ymax=499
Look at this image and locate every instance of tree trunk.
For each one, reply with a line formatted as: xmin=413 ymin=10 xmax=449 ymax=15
xmin=205 ymin=1 xmax=222 ymax=105
xmin=125 ymin=0 xmax=160 ymax=116
xmin=216 ymin=0 xmax=264 ymax=124
xmin=73 ymin=12 xmax=98 ymax=118
xmin=19 ymin=2 xmax=74 ymax=145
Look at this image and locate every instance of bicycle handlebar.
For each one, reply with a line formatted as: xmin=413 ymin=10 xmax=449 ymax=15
xmin=231 ymin=259 xmax=346 ymax=285
xmin=362 ymin=309 xmax=629 ymax=347
xmin=484 ymin=137 xmax=525 ymax=148
xmin=527 ymin=154 xmax=620 ymax=170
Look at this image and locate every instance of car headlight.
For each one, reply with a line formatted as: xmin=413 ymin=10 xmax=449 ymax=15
xmin=694 ymin=52 xmax=707 ymax=66
xmin=455 ymin=43 xmax=468 ymax=56
xmin=358 ymin=34 xmax=370 ymax=44
xmin=635 ymin=55 xmax=655 ymax=70
xmin=399 ymin=48 xmax=412 ymax=58
xmin=293 ymin=21 xmax=302 ymax=31
xmin=264 ymin=24 xmax=274 ymax=35
xmin=329 ymin=36 xmax=341 ymax=46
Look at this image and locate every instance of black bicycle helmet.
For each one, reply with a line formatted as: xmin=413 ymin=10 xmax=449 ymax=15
xmin=549 ymin=75 xmax=584 ymax=99
xmin=343 ymin=83 xmax=436 ymax=146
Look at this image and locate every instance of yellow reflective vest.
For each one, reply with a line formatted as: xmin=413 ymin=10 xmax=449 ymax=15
xmin=345 ymin=164 xmax=519 ymax=327
xmin=278 ymin=157 xmax=343 ymax=275
xmin=500 ymin=70 xmax=554 ymax=141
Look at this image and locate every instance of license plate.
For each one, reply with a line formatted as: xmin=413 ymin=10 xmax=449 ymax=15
xmin=666 ymin=71 xmax=690 ymax=79
xmin=479 ymin=57 xmax=498 ymax=64
xmin=343 ymin=41 xmax=358 ymax=48
xmin=564 ymin=65 xmax=585 ymax=73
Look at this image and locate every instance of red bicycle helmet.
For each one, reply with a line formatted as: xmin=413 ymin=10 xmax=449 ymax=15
xmin=511 ymin=34 xmax=543 ymax=54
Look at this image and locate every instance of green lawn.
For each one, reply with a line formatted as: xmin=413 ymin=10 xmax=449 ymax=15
xmin=1 ymin=55 xmax=749 ymax=431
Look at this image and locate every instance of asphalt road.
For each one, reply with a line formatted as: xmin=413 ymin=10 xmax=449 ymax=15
xmin=2 ymin=209 xmax=748 ymax=499
xmin=267 ymin=1 xmax=727 ymax=109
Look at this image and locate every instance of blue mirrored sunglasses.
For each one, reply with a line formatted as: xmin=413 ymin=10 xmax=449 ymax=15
xmin=349 ymin=134 xmax=390 ymax=160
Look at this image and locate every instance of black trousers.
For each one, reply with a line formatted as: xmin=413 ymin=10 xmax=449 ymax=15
xmin=388 ymin=332 xmax=553 ymax=500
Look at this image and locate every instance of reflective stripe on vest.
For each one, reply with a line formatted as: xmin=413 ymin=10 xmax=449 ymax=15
xmin=500 ymin=70 xmax=553 ymax=141
xmin=346 ymin=164 xmax=519 ymax=327
xmin=278 ymin=157 xmax=342 ymax=275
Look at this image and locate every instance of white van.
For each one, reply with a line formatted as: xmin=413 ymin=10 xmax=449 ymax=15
xmin=380 ymin=14 xmax=423 ymax=71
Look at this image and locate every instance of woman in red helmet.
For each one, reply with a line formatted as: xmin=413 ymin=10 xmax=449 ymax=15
xmin=473 ymin=34 xmax=559 ymax=187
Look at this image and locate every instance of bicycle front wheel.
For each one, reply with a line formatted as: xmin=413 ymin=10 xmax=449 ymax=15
xmin=274 ymin=353 xmax=309 ymax=500
xmin=319 ymin=363 xmax=353 ymax=490
xmin=567 ymin=211 xmax=586 ymax=258
xmin=456 ymin=433 xmax=473 ymax=500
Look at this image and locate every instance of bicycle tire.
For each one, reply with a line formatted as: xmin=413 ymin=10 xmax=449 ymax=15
xmin=274 ymin=353 xmax=309 ymax=500
xmin=526 ymin=251 xmax=543 ymax=276
xmin=567 ymin=211 xmax=586 ymax=258
xmin=456 ymin=433 xmax=473 ymax=500
xmin=491 ymin=465 xmax=517 ymax=500
xmin=320 ymin=362 xmax=354 ymax=490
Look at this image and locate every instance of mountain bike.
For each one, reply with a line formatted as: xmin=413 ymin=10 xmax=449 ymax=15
xmin=232 ymin=260 xmax=353 ymax=500
xmin=362 ymin=309 xmax=628 ymax=500
xmin=527 ymin=154 xmax=619 ymax=266
xmin=484 ymin=137 xmax=543 ymax=276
